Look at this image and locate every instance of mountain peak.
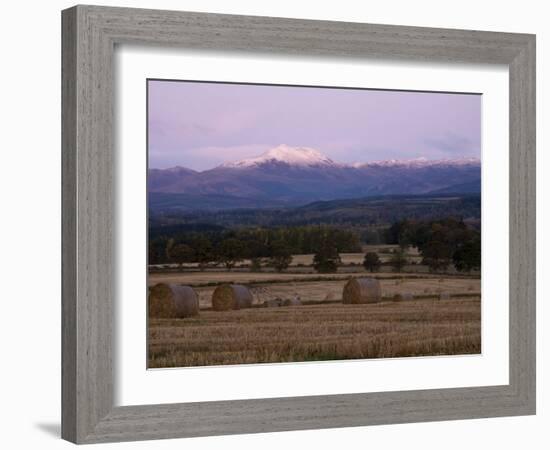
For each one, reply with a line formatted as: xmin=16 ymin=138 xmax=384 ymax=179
xmin=222 ymin=144 xmax=337 ymax=168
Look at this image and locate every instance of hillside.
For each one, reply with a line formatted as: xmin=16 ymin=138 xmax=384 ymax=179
xmin=149 ymin=193 xmax=481 ymax=231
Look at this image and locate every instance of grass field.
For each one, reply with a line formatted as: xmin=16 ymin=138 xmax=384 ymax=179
xmin=148 ymin=297 xmax=481 ymax=368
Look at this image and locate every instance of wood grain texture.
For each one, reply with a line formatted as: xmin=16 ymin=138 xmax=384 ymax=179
xmin=61 ymin=4 xmax=536 ymax=444
xmin=61 ymin=7 xmax=77 ymax=443
xmin=62 ymin=5 xmax=114 ymax=442
xmin=508 ymin=36 xmax=536 ymax=408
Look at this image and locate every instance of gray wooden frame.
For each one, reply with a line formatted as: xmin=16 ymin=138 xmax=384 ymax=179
xmin=62 ymin=4 xmax=536 ymax=444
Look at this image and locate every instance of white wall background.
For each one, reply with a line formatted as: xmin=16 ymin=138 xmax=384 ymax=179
xmin=0 ymin=1 xmax=546 ymax=448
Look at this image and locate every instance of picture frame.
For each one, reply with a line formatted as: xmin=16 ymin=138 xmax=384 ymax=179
xmin=61 ymin=4 xmax=536 ymax=444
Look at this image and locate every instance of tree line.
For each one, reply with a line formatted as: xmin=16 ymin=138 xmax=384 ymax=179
xmin=148 ymin=225 xmax=362 ymax=271
xmin=149 ymin=217 xmax=480 ymax=274
xmin=363 ymin=218 xmax=481 ymax=273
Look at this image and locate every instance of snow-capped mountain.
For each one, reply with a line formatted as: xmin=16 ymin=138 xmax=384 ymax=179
xmin=353 ymin=156 xmax=480 ymax=169
xmin=222 ymin=144 xmax=338 ymax=168
xmin=149 ymin=145 xmax=481 ymax=210
xmin=223 ymin=145 xmax=479 ymax=169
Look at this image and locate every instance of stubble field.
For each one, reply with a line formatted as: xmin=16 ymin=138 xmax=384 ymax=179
xmin=148 ymin=263 xmax=481 ymax=368
xmin=148 ymin=297 xmax=481 ymax=368
xmin=149 ymin=270 xmax=480 ymax=308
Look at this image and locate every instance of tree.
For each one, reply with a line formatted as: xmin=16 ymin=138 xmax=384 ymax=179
xmin=389 ymin=248 xmax=408 ymax=273
xmin=249 ymin=257 xmax=263 ymax=272
xmin=363 ymin=252 xmax=381 ymax=272
xmin=313 ymin=241 xmax=341 ymax=273
xmin=165 ymin=238 xmax=175 ymax=261
xmin=362 ymin=229 xmax=382 ymax=245
xmin=168 ymin=243 xmax=195 ymax=269
xmin=244 ymin=238 xmax=268 ymax=260
xmin=397 ymin=220 xmax=414 ymax=249
xmin=421 ymin=240 xmax=452 ymax=272
xmin=453 ymin=237 xmax=481 ymax=272
xmin=148 ymin=237 xmax=168 ymax=265
xmin=385 ymin=220 xmax=412 ymax=247
xmin=191 ymin=236 xmax=213 ymax=270
xmin=269 ymin=240 xmax=293 ymax=272
xmin=217 ymin=238 xmax=244 ymax=270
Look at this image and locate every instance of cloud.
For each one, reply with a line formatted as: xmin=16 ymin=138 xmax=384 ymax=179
xmin=424 ymin=132 xmax=478 ymax=156
xmin=149 ymin=144 xmax=272 ymax=171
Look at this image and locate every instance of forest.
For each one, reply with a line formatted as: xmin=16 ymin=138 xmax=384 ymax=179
xmin=149 ymin=217 xmax=480 ymax=274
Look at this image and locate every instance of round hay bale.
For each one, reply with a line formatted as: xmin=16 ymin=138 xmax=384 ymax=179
xmin=393 ymin=292 xmax=414 ymax=302
xmin=264 ymin=298 xmax=283 ymax=308
xmin=148 ymin=283 xmax=199 ymax=318
xmin=342 ymin=278 xmax=381 ymax=304
xmin=439 ymin=292 xmax=451 ymax=301
xmin=212 ymin=284 xmax=253 ymax=311
xmin=282 ymin=298 xmax=302 ymax=306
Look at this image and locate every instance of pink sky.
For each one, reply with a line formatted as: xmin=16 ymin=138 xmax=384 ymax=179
xmin=148 ymin=79 xmax=481 ymax=171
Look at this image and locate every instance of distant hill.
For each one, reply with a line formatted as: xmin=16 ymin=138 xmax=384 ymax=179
xmin=148 ymin=192 xmax=289 ymax=212
xmin=150 ymin=193 xmax=481 ymax=229
xmin=149 ymin=145 xmax=481 ymax=211
xmin=427 ymin=180 xmax=482 ymax=194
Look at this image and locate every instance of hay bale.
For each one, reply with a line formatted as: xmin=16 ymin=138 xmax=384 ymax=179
xmin=439 ymin=292 xmax=451 ymax=300
xmin=282 ymin=297 xmax=302 ymax=306
xmin=392 ymin=292 xmax=414 ymax=302
xmin=342 ymin=278 xmax=381 ymax=304
xmin=264 ymin=298 xmax=283 ymax=308
xmin=212 ymin=284 xmax=253 ymax=311
xmin=148 ymin=283 xmax=199 ymax=318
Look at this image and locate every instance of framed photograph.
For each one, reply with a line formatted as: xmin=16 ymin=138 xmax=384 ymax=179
xmin=62 ymin=5 xmax=536 ymax=444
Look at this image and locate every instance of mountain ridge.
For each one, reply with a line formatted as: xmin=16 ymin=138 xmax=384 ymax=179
xmin=151 ymin=145 xmax=480 ymax=172
xmin=149 ymin=145 xmax=481 ymax=210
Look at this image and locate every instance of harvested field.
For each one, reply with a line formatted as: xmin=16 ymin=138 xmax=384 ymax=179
xmin=148 ymin=266 xmax=481 ymax=367
xmin=149 ymin=270 xmax=478 ymax=286
xmin=148 ymin=270 xmax=409 ymax=286
xmin=148 ymin=297 xmax=481 ymax=368
xmin=290 ymin=249 xmax=421 ymax=266
xmin=149 ymin=271 xmax=480 ymax=309
xmin=149 ymin=247 xmax=424 ymax=271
